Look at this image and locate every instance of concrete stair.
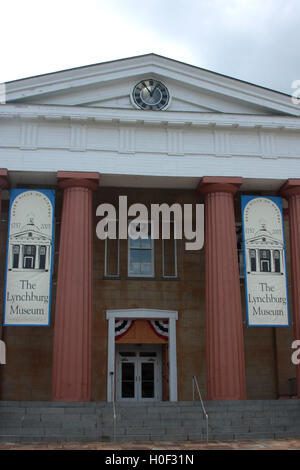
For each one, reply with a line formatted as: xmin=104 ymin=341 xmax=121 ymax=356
xmin=0 ymin=400 xmax=300 ymax=443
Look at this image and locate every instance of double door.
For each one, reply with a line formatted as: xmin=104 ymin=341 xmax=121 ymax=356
xmin=116 ymin=345 xmax=162 ymax=401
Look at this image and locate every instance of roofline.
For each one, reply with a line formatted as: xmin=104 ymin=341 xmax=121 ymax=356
xmin=5 ymin=52 xmax=293 ymax=99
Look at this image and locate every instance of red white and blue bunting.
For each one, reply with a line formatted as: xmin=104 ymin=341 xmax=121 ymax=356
xmin=115 ymin=318 xmax=169 ymax=340
xmin=115 ymin=319 xmax=133 ymax=340
xmin=148 ymin=320 xmax=169 ymax=339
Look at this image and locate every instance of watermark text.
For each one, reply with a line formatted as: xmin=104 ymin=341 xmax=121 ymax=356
xmin=291 ymin=340 xmax=300 ymax=365
xmin=96 ymin=196 xmax=204 ymax=250
xmin=291 ymin=80 xmax=300 ymax=105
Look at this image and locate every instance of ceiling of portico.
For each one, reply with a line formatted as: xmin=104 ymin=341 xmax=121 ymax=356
xmin=2 ymin=171 xmax=287 ymax=201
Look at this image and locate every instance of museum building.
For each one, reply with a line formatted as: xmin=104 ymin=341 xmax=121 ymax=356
xmin=0 ymin=54 xmax=300 ymax=406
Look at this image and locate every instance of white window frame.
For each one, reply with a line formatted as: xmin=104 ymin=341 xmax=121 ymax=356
xmin=127 ymin=220 xmax=155 ymax=278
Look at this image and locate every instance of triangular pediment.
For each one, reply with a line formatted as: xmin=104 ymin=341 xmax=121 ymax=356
xmin=5 ymin=54 xmax=299 ymax=116
xmin=10 ymin=229 xmax=51 ymax=242
xmin=246 ymin=231 xmax=283 ymax=247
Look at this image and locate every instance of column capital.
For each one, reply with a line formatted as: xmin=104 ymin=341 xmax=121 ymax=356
xmin=279 ymin=179 xmax=300 ymax=200
xmin=57 ymin=171 xmax=99 ymax=191
xmin=0 ymin=169 xmax=10 ymax=190
xmin=197 ymin=176 xmax=243 ymax=196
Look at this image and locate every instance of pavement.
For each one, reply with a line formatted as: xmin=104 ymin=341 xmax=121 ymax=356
xmin=0 ymin=438 xmax=299 ymax=450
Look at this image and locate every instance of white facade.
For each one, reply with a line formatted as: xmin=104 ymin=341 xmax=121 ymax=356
xmin=0 ymin=53 xmax=299 ymax=193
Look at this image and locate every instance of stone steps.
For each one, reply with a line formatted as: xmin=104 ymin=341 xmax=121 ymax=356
xmin=0 ymin=400 xmax=299 ymax=443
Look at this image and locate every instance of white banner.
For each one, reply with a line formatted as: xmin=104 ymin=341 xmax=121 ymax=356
xmin=241 ymin=196 xmax=289 ymax=327
xmin=3 ymin=189 xmax=55 ymax=326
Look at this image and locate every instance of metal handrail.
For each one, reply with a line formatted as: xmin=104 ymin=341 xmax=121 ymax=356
xmin=110 ymin=371 xmax=117 ymax=442
xmin=192 ymin=375 xmax=208 ymax=443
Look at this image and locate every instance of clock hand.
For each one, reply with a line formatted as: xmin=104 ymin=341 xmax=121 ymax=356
xmin=142 ymin=82 xmax=152 ymax=95
xmin=150 ymin=86 xmax=157 ymax=97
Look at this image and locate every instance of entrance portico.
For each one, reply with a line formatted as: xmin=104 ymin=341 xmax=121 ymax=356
xmin=106 ymin=309 xmax=178 ymax=402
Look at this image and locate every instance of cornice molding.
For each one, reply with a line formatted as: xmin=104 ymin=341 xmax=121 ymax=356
xmin=0 ymin=104 xmax=300 ymax=130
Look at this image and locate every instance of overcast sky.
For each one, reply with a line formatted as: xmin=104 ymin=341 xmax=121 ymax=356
xmin=1 ymin=0 xmax=299 ymax=94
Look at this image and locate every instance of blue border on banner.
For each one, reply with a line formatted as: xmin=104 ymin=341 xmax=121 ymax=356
xmin=241 ymin=195 xmax=290 ymax=328
xmin=3 ymin=189 xmax=55 ymax=327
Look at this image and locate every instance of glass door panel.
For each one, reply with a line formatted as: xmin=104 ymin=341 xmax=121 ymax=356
xmin=141 ymin=362 xmax=155 ymax=398
xmin=116 ymin=345 xmax=161 ymax=401
xmin=121 ymin=362 xmax=136 ymax=399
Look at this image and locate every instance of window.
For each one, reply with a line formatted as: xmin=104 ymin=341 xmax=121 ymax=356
xmin=236 ymin=224 xmax=244 ymax=278
xmin=12 ymin=245 xmax=20 ymax=269
xmin=104 ymin=219 xmax=178 ymax=279
xmin=39 ymin=245 xmax=46 ymax=269
xmin=23 ymin=245 xmax=36 ymax=269
xmin=249 ymin=249 xmax=257 ymax=272
xmin=128 ymin=221 xmax=154 ymax=277
xmin=259 ymin=249 xmax=271 ymax=272
xmin=274 ymin=250 xmax=281 ymax=273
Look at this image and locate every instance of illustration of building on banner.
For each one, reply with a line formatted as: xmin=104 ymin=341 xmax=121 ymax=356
xmin=245 ymin=219 xmax=285 ymax=276
xmin=7 ymin=213 xmax=52 ymax=272
xmin=4 ymin=189 xmax=55 ymax=326
xmin=241 ymin=196 xmax=289 ymax=327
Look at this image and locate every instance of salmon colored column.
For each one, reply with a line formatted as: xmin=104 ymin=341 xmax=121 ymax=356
xmin=52 ymin=171 xmax=99 ymax=402
xmin=198 ymin=176 xmax=246 ymax=400
xmin=280 ymin=179 xmax=300 ymax=398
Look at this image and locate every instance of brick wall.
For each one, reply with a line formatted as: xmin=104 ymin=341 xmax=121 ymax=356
xmin=0 ymin=187 xmax=296 ymax=401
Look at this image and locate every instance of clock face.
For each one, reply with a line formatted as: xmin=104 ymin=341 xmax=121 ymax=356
xmin=132 ymin=79 xmax=169 ymax=110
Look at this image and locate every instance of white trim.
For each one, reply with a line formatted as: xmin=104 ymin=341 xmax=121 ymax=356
xmin=106 ymin=308 xmax=178 ymax=402
xmin=168 ymin=317 xmax=177 ymax=402
xmin=115 ymin=344 xmax=162 ymax=401
xmin=106 ymin=308 xmax=178 ymax=319
xmin=1 ymin=103 xmax=300 ymax=126
xmin=107 ymin=317 xmax=115 ymax=403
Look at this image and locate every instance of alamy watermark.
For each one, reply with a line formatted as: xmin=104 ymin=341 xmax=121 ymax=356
xmin=292 ymin=340 xmax=300 ymax=365
xmin=291 ymin=80 xmax=300 ymax=105
xmin=0 ymin=340 xmax=5 ymax=364
xmin=0 ymin=83 xmax=5 ymax=104
xmin=95 ymin=196 xmax=204 ymax=250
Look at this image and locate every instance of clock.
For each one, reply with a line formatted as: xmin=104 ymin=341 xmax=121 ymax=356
xmin=132 ymin=79 xmax=169 ymax=110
